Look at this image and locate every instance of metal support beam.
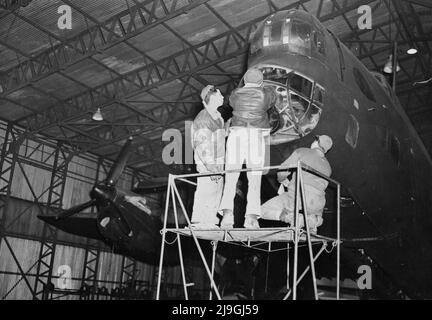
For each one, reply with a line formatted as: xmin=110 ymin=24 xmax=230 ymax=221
xmin=79 ymin=247 xmax=101 ymax=300
xmin=32 ymin=142 xmax=72 ymax=300
xmin=0 ymin=0 xmax=32 ymax=11
xmin=16 ymin=0 xmax=365 ymax=135
xmin=0 ymin=0 xmax=210 ymax=97
xmin=19 ymin=26 xmax=249 ymax=133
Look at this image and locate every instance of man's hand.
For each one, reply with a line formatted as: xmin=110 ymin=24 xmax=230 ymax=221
xmin=277 ymin=171 xmax=289 ymax=184
xmin=207 ymin=164 xmax=223 ymax=182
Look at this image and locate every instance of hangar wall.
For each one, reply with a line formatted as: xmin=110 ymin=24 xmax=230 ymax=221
xmin=0 ymin=120 xmax=207 ymax=299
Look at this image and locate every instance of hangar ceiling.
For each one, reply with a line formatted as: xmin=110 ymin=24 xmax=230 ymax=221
xmin=0 ymin=0 xmax=431 ymax=177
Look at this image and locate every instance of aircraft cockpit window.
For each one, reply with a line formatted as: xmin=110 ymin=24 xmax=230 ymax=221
xmin=263 ymin=20 xmax=284 ymax=47
xmin=290 ymin=73 xmax=313 ymax=99
xmin=371 ymin=71 xmax=392 ymax=98
xmin=250 ymin=16 xmax=325 ymax=57
xmin=353 ymin=67 xmax=376 ymax=102
xmin=259 ymin=66 xmax=323 ymax=140
xmin=313 ymin=30 xmax=325 ymax=55
xmin=291 ymin=20 xmax=312 ymax=50
xmin=313 ymin=85 xmax=324 ymax=105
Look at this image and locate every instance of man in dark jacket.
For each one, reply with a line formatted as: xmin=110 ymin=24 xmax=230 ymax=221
xmin=219 ymin=68 xmax=277 ymax=229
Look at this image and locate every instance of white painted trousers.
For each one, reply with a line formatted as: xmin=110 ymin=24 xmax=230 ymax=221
xmin=219 ymin=127 xmax=268 ymax=216
xmin=191 ymin=176 xmax=224 ymax=225
xmin=261 ymin=186 xmax=325 ymax=228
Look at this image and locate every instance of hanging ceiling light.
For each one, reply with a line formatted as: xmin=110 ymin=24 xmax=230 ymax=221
xmin=407 ymin=48 xmax=418 ymax=55
xmin=383 ymin=54 xmax=401 ymax=74
xmin=92 ymin=108 xmax=103 ymax=121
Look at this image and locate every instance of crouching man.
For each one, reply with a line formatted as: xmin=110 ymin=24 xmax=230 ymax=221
xmin=260 ymin=135 xmax=333 ymax=233
xmin=190 ymin=85 xmax=227 ymax=229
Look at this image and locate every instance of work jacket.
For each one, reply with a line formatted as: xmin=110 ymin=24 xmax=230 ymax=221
xmin=229 ymin=86 xmax=276 ymax=129
xmin=192 ymin=108 xmax=226 ymax=173
xmin=279 ymin=148 xmax=332 ymax=198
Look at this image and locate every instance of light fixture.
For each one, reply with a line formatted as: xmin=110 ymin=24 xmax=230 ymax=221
xmin=92 ymin=108 xmax=103 ymax=121
xmin=383 ymin=54 xmax=400 ymax=74
xmin=407 ymin=48 xmax=418 ymax=55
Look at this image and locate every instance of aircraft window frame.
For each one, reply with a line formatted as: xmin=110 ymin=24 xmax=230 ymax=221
xmin=353 ymin=67 xmax=376 ymax=102
xmin=345 ymin=115 xmax=359 ymax=149
xmin=259 ymin=66 xmax=324 ymax=139
xmin=313 ymin=85 xmax=324 ymax=105
xmin=290 ymin=19 xmax=312 ymax=52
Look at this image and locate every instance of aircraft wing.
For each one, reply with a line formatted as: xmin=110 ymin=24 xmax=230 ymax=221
xmin=38 ymin=212 xmax=104 ymax=241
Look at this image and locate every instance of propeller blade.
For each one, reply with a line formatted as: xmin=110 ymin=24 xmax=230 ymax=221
xmin=105 ymin=136 xmax=133 ymax=186
xmin=56 ymin=199 xmax=96 ymax=220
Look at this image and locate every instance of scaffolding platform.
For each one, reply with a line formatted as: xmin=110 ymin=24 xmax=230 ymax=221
xmin=156 ymin=162 xmax=341 ymax=300
xmin=167 ymin=227 xmax=335 ymax=244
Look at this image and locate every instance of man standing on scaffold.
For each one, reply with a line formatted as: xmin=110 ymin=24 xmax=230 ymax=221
xmin=218 ymin=68 xmax=277 ymax=229
xmin=190 ymin=85 xmax=227 ymax=229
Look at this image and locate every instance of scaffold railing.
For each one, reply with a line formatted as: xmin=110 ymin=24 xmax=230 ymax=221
xmin=156 ymin=161 xmax=341 ymax=300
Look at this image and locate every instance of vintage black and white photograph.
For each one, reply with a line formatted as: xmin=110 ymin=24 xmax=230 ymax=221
xmin=0 ymin=0 xmax=431 ymax=303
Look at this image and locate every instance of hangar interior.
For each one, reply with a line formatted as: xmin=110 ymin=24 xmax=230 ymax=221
xmin=0 ymin=0 xmax=431 ymax=300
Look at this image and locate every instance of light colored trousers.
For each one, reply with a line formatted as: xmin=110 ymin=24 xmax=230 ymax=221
xmin=219 ymin=127 xmax=268 ymax=216
xmin=191 ymin=176 xmax=224 ymax=225
xmin=261 ymin=185 xmax=325 ymax=227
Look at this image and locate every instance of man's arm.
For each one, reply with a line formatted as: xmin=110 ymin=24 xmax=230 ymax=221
xmin=263 ymin=86 xmax=277 ymax=111
xmin=193 ymin=124 xmax=223 ymax=173
xmin=277 ymin=150 xmax=300 ymax=184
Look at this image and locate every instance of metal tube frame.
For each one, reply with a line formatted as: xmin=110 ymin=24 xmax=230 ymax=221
xmin=156 ymin=161 xmax=341 ymax=300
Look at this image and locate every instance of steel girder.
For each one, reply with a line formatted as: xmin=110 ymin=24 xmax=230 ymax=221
xmin=14 ymin=0 xmax=374 ymax=132
xmin=20 ymin=28 xmax=251 ymax=133
xmin=32 ymin=142 xmax=72 ymax=300
xmin=0 ymin=0 xmax=32 ymax=11
xmin=79 ymin=247 xmax=101 ymax=300
xmin=403 ymin=0 xmax=432 ymax=9
xmin=0 ymin=123 xmax=38 ymax=298
xmin=0 ymin=0 xmax=210 ymax=97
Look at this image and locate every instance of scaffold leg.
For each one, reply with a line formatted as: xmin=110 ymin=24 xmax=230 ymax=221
xmin=171 ymin=184 xmax=189 ymax=300
xmin=171 ymin=182 xmax=222 ymax=300
xmin=283 ymin=242 xmax=328 ymax=300
xmin=299 ymin=171 xmax=319 ymax=300
xmin=209 ymin=241 xmax=218 ymax=300
xmin=286 ymin=243 xmax=290 ymax=291
xmin=156 ymin=176 xmax=172 ymax=300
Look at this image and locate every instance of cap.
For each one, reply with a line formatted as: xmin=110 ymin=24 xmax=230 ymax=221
xmin=200 ymin=85 xmax=215 ymax=102
xmin=244 ymin=68 xmax=264 ymax=85
xmin=313 ymin=135 xmax=333 ymax=153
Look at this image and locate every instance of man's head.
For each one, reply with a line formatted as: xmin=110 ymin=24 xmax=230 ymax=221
xmin=311 ymin=135 xmax=333 ymax=154
xmin=244 ymin=68 xmax=264 ymax=87
xmin=201 ymin=85 xmax=224 ymax=112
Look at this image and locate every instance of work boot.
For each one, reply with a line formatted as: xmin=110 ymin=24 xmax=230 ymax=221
xmin=243 ymin=215 xmax=260 ymax=229
xmin=220 ymin=209 xmax=234 ymax=229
